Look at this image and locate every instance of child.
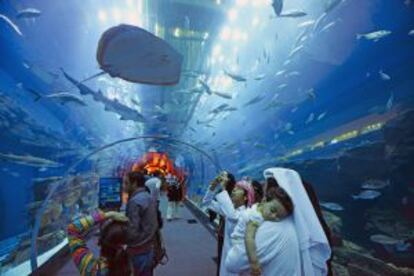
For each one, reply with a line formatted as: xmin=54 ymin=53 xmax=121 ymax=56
xmin=227 ymin=186 xmax=294 ymax=276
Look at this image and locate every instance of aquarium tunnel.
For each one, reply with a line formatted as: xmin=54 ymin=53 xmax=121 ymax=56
xmin=0 ymin=0 xmax=414 ymax=275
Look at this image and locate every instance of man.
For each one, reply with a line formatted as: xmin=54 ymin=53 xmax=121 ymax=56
xmin=203 ymin=171 xmax=251 ymax=276
xmin=123 ymin=171 xmax=159 ymax=276
xmin=212 ymin=171 xmax=235 ymax=276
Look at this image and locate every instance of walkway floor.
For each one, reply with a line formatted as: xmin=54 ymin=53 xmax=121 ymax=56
xmin=56 ymin=196 xmax=217 ymax=276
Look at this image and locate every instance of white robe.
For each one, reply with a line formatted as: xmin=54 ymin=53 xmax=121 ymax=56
xmin=225 ymin=218 xmax=301 ymax=276
xmin=263 ymin=168 xmax=331 ymax=276
xmin=203 ymin=190 xmax=245 ymax=276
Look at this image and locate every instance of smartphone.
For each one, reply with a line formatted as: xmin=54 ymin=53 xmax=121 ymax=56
xmin=98 ymin=177 xmax=122 ymax=210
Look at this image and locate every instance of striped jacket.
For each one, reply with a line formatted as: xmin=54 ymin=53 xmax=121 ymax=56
xmin=67 ymin=210 xmax=108 ymax=276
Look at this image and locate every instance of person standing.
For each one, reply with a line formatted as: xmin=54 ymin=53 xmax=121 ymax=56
xmin=203 ymin=172 xmax=255 ymax=276
xmin=123 ymin=171 xmax=159 ymax=276
xmin=166 ymin=174 xmax=182 ymax=221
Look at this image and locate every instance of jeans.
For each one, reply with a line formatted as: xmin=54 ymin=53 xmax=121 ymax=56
xmin=131 ymin=249 xmax=154 ymax=276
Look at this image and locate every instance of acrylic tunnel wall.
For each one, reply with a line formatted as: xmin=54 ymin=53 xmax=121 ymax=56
xmin=1 ymin=0 xmax=414 ymax=275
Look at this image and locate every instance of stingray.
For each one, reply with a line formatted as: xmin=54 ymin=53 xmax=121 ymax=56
xmin=95 ymin=24 xmax=183 ymax=85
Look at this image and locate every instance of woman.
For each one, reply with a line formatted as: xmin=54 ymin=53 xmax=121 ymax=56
xmin=227 ymin=185 xmax=295 ymax=276
xmin=226 ymin=168 xmax=331 ymax=276
xmin=225 ymin=184 xmax=300 ymax=276
xmin=202 ymin=171 xmax=255 ymax=276
xmin=67 ymin=210 xmax=131 ymax=276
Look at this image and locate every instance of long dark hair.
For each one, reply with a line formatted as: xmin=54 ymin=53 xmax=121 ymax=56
xmin=99 ymin=221 xmax=131 ymax=276
xmin=251 ymin=180 xmax=264 ymax=203
xmin=225 ymin=172 xmax=236 ymax=194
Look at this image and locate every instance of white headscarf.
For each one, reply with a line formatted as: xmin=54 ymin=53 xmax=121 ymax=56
xmin=263 ymin=167 xmax=331 ymax=276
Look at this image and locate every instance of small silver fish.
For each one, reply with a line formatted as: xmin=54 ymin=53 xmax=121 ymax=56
xmin=297 ymin=20 xmax=315 ymax=28
xmin=320 ymin=202 xmax=344 ymax=211
xmin=356 ymin=30 xmax=392 ymax=42
xmin=16 ymin=8 xmax=41 ymax=19
xmin=213 ymin=91 xmax=232 ymax=99
xmin=352 ymin=190 xmax=381 ymax=200
xmin=379 ymin=70 xmax=391 ymax=81
xmin=361 ymin=179 xmax=390 ymax=190
xmin=306 ymin=113 xmax=315 ymax=124
xmin=224 ymin=70 xmax=247 ymax=82
xmin=279 ymin=10 xmax=307 ymax=18
xmin=317 ymin=112 xmax=327 ymax=120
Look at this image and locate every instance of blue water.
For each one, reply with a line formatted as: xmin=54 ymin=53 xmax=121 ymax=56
xmin=1 ymin=0 xmax=414 ymax=274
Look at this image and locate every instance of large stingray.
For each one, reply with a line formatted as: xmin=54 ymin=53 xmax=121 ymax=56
xmin=96 ymin=24 xmax=183 ymax=85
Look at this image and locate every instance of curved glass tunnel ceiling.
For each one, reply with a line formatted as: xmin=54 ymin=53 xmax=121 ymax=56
xmin=1 ymin=0 xmax=414 ymax=275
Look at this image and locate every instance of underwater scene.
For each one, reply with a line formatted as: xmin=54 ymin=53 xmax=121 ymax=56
xmin=0 ymin=0 xmax=414 ymax=275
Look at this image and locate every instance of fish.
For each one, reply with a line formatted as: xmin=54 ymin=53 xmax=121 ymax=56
xmin=313 ymin=12 xmax=328 ymax=34
xmin=213 ymin=91 xmax=233 ymax=99
xmin=409 ymin=30 xmax=414 ymax=36
xmin=61 ymin=69 xmax=146 ymax=122
xmin=320 ymin=21 xmax=337 ymax=33
xmin=254 ymin=74 xmax=267 ymax=81
xmin=287 ymin=130 xmax=295 ymax=135
xmin=224 ymin=70 xmax=247 ymax=82
xmin=0 ymin=14 xmax=23 ymax=36
xmin=0 ymin=153 xmax=62 ymax=167
xmin=279 ymin=10 xmax=307 ymax=18
xmin=289 ymin=45 xmax=304 ymax=58
xmin=356 ymin=30 xmax=392 ymax=42
xmin=317 ymin=112 xmax=327 ymax=120
xmin=244 ymin=95 xmax=266 ymax=107
xmin=209 ymin=104 xmax=230 ymax=114
xmin=16 ymin=8 xmax=42 ymax=19
xmin=278 ymin=83 xmax=288 ymax=90
xmin=298 ymin=20 xmax=315 ymax=28
xmin=320 ymin=202 xmax=344 ymax=211
xmin=370 ymin=234 xmax=398 ymax=245
xmin=305 ymin=113 xmax=315 ymax=124
xmin=27 ymin=89 xmax=87 ymax=106
xmin=379 ymin=70 xmax=391 ymax=81
xmin=131 ymin=98 xmax=140 ymax=106
xmin=275 ymin=70 xmax=286 ymax=77
xmin=272 ymin=0 xmax=284 ymax=16
xmin=352 ymin=190 xmax=381 ymax=200
xmin=285 ymin=71 xmax=301 ymax=78
xmin=361 ymin=179 xmax=390 ymax=190
xmin=291 ymin=107 xmax=298 ymax=113
xmin=224 ymin=107 xmax=238 ymax=112
xmin=386 ymin=92 xmax=394 ymax=111
xmin=198 ymin=79 xmax=212 ymax=95
xmin=370 ymin=234 xmax=407 ymax=247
